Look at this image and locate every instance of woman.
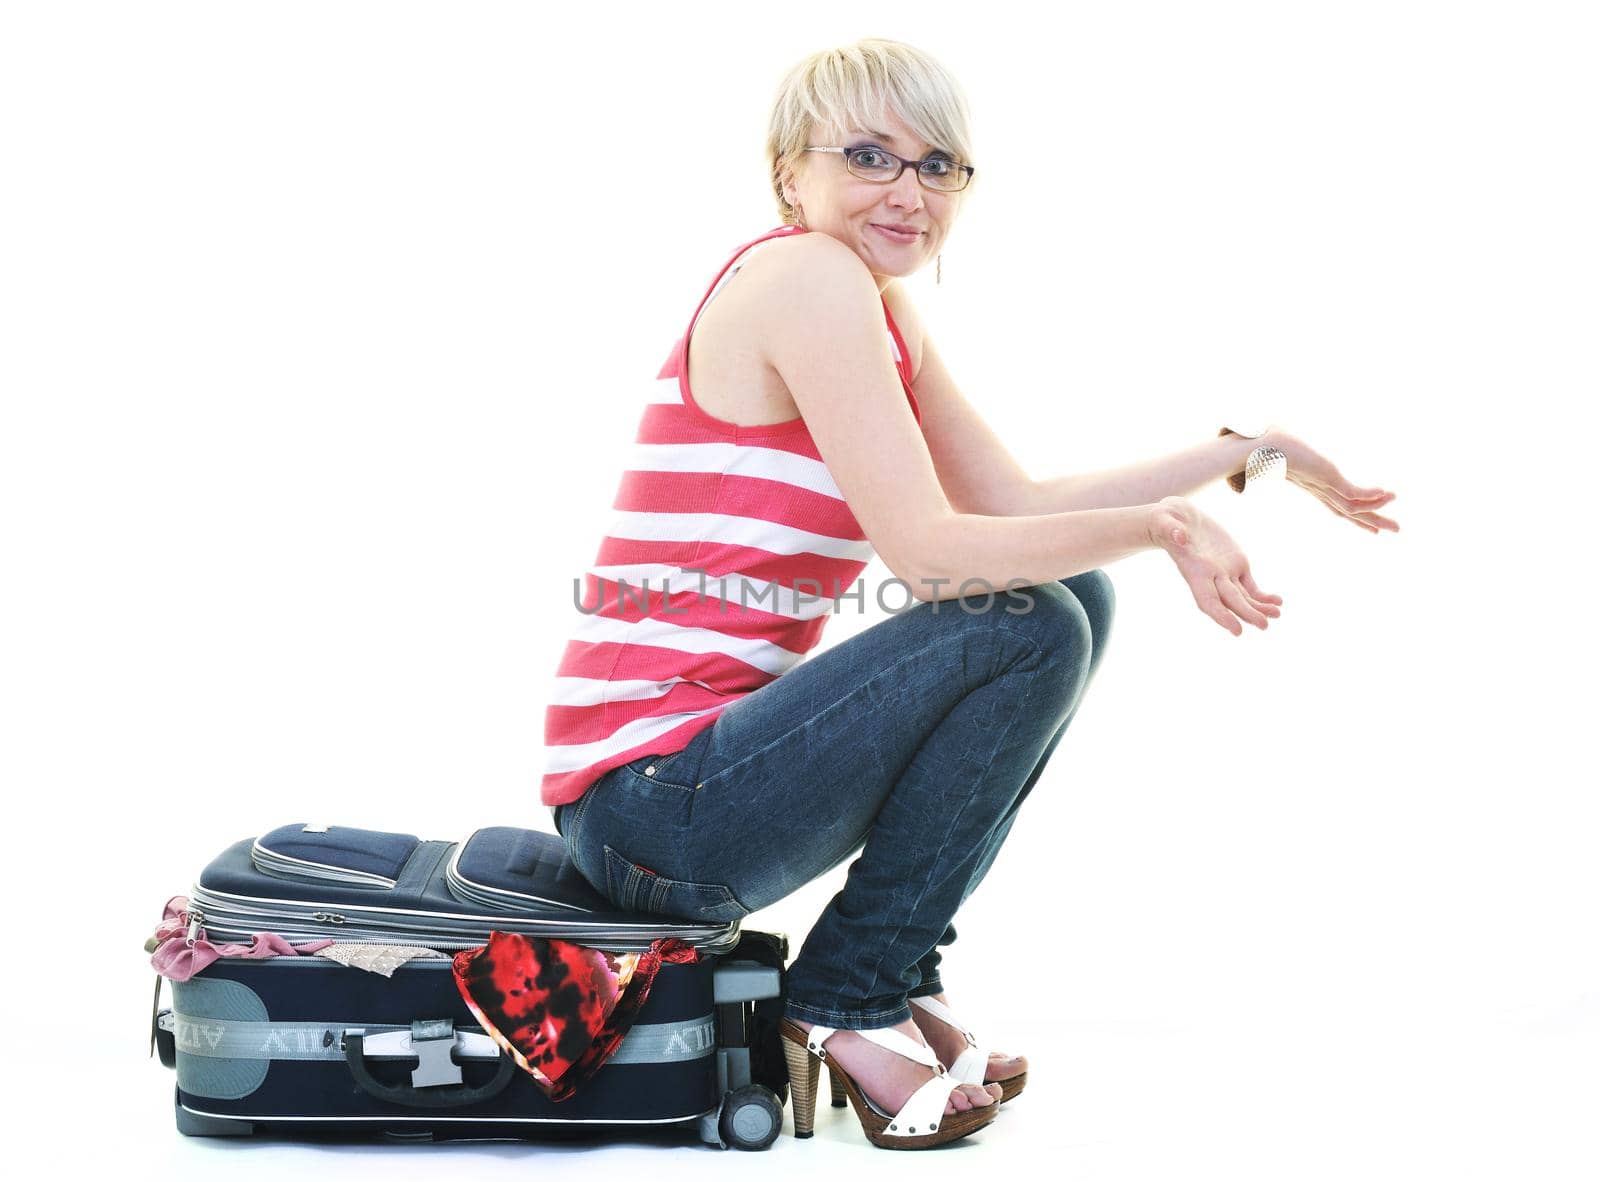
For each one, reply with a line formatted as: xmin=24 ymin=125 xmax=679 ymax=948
xmin=545 ymin=38 xmax=1399 ymax=1149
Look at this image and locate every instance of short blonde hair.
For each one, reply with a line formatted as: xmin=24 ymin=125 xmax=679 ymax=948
xmin=766 ymin=38 xmax=977 ymax=225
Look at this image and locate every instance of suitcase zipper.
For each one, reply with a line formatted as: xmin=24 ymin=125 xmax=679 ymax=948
xmin=187 ymin=902 xmax=509 ymax=951
xmin=250 ymin=837 xmax=402 ymax=889
xmin=185 ymin=888 xmax=741 ymax=955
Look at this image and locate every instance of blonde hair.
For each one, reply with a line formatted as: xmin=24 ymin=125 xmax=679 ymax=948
xmin=766 ymin=38 xmax=977 ymax=225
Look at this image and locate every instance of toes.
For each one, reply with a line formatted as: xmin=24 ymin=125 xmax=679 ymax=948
xmin=945 ymin=1083 xmax=993 ymax=1113
xmin=986 ymin=1053 xmax=1027 ymax=1081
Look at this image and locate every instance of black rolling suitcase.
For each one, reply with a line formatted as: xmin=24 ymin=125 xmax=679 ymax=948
xmin=147 ymin=821 xmax=792 ymax=1150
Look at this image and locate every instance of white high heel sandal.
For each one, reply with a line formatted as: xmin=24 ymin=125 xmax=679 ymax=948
xmin=779 ymin=1016 xmax=998 ymax=1149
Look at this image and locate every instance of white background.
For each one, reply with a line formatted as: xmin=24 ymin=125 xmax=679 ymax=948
xmin=5 ymin=1 xmax=1596 ymax=1177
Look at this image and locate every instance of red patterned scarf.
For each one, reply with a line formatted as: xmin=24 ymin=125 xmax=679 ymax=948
xmin=451 ymin=931 xmax=697 ymax=1101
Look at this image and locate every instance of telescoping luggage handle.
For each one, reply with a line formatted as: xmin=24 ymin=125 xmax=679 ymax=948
xmin=343 ymin=1019 xmax=517 ymax=1109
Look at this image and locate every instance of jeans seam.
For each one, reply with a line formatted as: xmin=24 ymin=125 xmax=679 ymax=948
xmin=858 ymin=628 xmax=1056 ymax=1004
xmin=785 ymin=997 xmax=914 ymax=1026
xmin=698 ymin=625 xmax=1039 ymax=797
xmin=782 ymin=624 xmax=1054 ymax=1021
xmin=563 ymin=783 xmax=600 ymax=874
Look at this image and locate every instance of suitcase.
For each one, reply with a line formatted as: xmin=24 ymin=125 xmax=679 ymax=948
xmin=148 ymin=821 xmax=792 ymax=1150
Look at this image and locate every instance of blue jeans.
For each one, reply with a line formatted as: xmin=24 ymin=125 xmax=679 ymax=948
xmin=552 ymin=571 xmax=1115 ymax=1032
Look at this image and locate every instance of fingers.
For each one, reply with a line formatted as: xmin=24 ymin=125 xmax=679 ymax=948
xmin=1348 ymin=485 xmax=1394 ymax=503
xmin=1216 ymin=576 xmax=1271 ymax=630
xmin=1240 ymin=584 xmax=1282 ymax=618
xmin=1313 ymin=485 xmax=1384 ymax=533
xmin=1297 ymin=475 xmax=1402 ymax=533
xmin=1192 ymin=574 xmax=1281 ymax=635
xmin=1192 ymin=579 xmax=1243 ymax=636
xmin=1334 ymin=485 xmax=1400 ymax=532
xmin=1336 ymin=499 xmax=1400 ymax=533
xmin=1240 ymin=569 xmax=1282 ymax=606
xmin=1359 ymin=510 xmax=1400 ymax=532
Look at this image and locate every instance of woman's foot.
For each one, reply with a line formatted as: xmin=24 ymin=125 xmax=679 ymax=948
xmin=910 ymin=992 xmax=1028 ymax=1086
xmin=789 ymin=1016 xmax=1003 ymax=1116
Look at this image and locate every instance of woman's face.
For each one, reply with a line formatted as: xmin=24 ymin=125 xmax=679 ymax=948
xmin=784 ymin=110 xmax=964 ymax=292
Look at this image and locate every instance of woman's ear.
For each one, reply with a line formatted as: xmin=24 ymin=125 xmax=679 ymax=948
xmin=778 ymin=153 xmax=806 ymax=205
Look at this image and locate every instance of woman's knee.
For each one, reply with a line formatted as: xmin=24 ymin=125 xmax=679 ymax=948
xmin=911 ymin=578 xmax=1095 ymax=705
xmin=990 ymin=579 xmax=1094 ymax=710
xmin=1060 ymin=569 xmax=1115 ymax=662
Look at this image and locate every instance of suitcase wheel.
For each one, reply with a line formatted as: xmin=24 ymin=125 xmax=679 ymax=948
xmin=719 ymin=1084 xmax=783 ymax=1150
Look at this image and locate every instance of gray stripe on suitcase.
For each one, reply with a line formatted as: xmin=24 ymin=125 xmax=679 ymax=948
xmin=170 ymin=1012 xmax=716 ymax=1065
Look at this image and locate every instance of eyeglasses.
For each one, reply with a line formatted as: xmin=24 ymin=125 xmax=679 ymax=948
xmin=803 ymin=146 xmax=975 ymax=193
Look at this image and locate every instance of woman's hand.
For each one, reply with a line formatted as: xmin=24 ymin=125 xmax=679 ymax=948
xmin=1148 ymin=497 xmax=1284 ymax=636
xmin=1261 ymin=428 xmax=1400 ymax=535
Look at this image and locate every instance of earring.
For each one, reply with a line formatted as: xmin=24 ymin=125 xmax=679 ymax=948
xmin=937 ymin=253 xmax=942 ymax=285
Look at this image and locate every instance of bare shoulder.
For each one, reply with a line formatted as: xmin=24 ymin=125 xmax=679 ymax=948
xmin=735 ymin=233 xmax=884 ymax=358
xmin=746 ymin=227 xmax=866 ymax=274
xmin=878 ymin=277 xmax=918 ymax=329
xmin=736 ymin=232 xmax=877 ymax=310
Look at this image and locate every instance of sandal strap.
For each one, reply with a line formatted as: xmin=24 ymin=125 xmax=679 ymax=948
xmin=909 ymin=994 xmax=989 ymax=1085
xmin=854 ymin=1024 xmax=941 ymax=1068
xmin=909 ymin=994 xmax=971 ymax=1038
xmin=805 ymin=1021 xmax=941 ymax=1069
xmin=884 ymin=1070 xmax=964 ymax=1137
xmin=804 ymin=1024 xmax=838 ymax=1058
xmin=948 ymin=1044 xmax=990 ymax=1085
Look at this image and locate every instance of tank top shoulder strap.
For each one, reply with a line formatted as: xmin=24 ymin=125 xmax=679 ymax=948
xmin=684 ymin=224 xmax=810 ymax=341
xmin=883 ymin=301 xmax=922 ymax=427
xmin=680 ymin=224 xmax=922 ymax=428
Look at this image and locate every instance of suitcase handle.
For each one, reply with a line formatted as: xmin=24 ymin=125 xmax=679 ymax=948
xmin=343 ymin=1029 xmax=518 ymax=1109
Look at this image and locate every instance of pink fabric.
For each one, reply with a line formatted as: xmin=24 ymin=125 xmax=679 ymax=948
xmin=149 ymin=895 xmax=334 ymax=982
xmin=538 ymin=223 xmax=925 ymax=809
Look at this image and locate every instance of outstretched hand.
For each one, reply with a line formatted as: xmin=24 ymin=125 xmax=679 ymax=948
xmin=1263 ymin=428 xmax=1400 ymax=535
xmin=1149 ymin=497 xmax=1283 ymax=637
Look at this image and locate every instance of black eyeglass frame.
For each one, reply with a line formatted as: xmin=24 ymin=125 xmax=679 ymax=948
xmin=802 ymin=145 xmax=975 ymax=192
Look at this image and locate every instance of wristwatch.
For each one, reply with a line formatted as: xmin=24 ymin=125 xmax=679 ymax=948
xmin=1218 ymin=425 xmax=1287 ymax=494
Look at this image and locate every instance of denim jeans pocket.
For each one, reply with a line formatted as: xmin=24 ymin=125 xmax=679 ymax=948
xmin=618 ymin=747 xmax=700 ymax=792
xmin=601 ymin=843 xmax=750 ymax=924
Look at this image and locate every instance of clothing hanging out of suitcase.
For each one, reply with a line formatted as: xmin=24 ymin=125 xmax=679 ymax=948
xmin=146 ymin=822 xmax=791 ymax=1150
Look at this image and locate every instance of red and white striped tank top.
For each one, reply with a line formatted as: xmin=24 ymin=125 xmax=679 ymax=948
xmin=539 ymin=223 xmax=923 ymax=808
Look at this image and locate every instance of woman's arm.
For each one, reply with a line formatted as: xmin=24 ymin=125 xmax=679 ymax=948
xmin=1014 ymin=433 xmax=1268 ymax=515
xmin=753 ymin=240 xmax=1277 ymax=629
xmin=754 ymin=236 xmax=1166 ymax=602
xmin=913 ymin=505 xmax=1160 ymax=600
xmin=888 ymin=284 xmax=1261 ymax=516
xmin=905 ymin=326 xmax=1037 ymax=516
